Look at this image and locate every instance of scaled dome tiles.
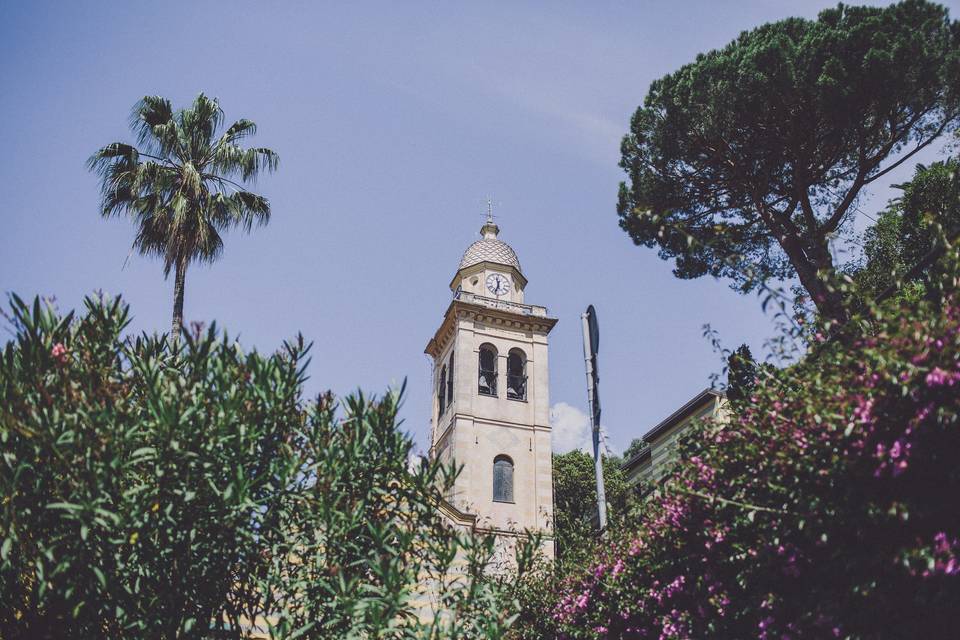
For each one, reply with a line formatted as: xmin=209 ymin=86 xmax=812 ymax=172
xmin=458 ymin=238 xmax=522 ymax=273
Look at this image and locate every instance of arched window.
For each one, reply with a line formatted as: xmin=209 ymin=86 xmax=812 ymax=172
xmin=507 ymin=349 xmax=527 ymax=400
xmin=478 ymin=344 xmax=497 ymax=396
xmin=447 ymin=351 xmax=455 ymax=405
xmin=493 ymin=455 xmax=514 ymax=503
xmin=438 ymin=364 xmax=447 ymax=416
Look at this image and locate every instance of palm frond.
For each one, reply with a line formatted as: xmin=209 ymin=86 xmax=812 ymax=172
xmin=132 ymin=215 xmax=170 ymax=262
xmin=180 ymin=161 xmax=203 ymax=198
xmin=222 ymin=119 xmax=257 ymax=144
xmin=240 ymin=148 xmax=279 ymax=181
xmin=220 ymin=191 xmax=271 ymax=232
xmin=194 ymin=221 xmax=224 ymax=264
xmin=209 ymin=143 xmax=246 ymax=181
xmin=131 ymin=96 xmax=176 ymax=157
xmin=183 ymin=94 xmax=224 ymax=159
xmin=86 ymin=143 xmax=139 ymax=175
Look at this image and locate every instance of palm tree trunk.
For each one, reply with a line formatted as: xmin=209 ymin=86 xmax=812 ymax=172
xmin=171 ymin=258 xmax=187 ymax=341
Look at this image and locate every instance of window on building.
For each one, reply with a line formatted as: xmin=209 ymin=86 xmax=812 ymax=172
xmin=493 ymin=455 xmax=514 ymax=503
xmin=506 ymin=349 xmax=527 ymax=400
xmin=447 ymin=351 xmax=455 ymax=405
xmin=478 ymin=344 xmax=497 ymax=396
xmin=438 ymin=365 xmax=447 ymax=416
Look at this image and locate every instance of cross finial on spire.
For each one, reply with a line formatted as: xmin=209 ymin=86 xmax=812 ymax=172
xmin=481 ymin=196 xmax=501 ymax=224
xmin=479 ymin=196 xmax=501 ymax=239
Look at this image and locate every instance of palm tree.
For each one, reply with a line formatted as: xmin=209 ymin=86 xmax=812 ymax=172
xmin=89 ymin=94 xmax=278 ymax=339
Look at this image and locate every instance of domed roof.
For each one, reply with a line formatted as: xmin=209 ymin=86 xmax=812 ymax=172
xmin=457 ymin=220 xmax=522 ymax=273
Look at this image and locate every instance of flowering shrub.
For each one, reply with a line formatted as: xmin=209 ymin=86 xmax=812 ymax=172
xmin=0 ymin=295 xmax=522 ymax=639
xmin=521 ymin=294 xmax=960 ymax=639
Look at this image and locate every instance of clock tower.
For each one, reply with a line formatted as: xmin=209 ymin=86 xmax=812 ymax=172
xmin=425 ymin=216 xmax=557 ymax=558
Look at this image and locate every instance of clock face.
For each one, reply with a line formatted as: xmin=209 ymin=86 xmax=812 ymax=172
xmin=486 ymin=273 xmax=511 ymax=296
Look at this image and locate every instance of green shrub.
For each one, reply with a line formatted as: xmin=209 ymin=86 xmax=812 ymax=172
xmin=506 ymin=452 xmax=636 ymax=639
xmin=0 ymin=295 xmax=520 ymax=638
xmin=551 ymin=451 xmax=635 ymax=572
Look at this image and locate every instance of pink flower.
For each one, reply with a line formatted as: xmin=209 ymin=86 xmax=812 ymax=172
xmin=612 ymin=559 xmax=625 ymax=577
xmin=853 ymin=397 xmax=874 ymax=424
xmin=575 ymin=592 xmax=589 ymax=611
xmin=50 ymin=343 xmax=68 ymax=364
xmin=629 ymin=538 xmax=646 ymax=556
xmin=925 ymin=367 xmax=960 ymax=387
xmin=889 ymin=441 xmax=902 ymax=459
xmin=924 ymin=532 xmax=960 ymax=576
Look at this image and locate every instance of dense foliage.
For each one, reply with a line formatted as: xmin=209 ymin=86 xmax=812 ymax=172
xmin=88 ymin=94 xmax=279 ymax=338
xmin=517 ymin=266 xmax=960 ymax=638
xmin=852 ymin=158 xmax=960 ymax=306
xmin=551 ymin=451 xmax=636 ymax=571
xmin=0 ymin=295 xmax=519 ymax=639
xmin=617 ymin=0 xmax=960 ymax=324
xmin=508 ymin=453 xmax=636 ymax=639
xmin=724 ymin=345 xmax=759 ymax=403
xmin=622 ymin=439 xmax=645 ymax=463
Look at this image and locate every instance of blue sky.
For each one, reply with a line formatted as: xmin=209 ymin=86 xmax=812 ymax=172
xmin=2 ymin=1 xmax=957 ymax=454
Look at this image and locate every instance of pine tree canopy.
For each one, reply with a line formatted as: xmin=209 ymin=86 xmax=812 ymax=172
xmin=617 ymin=0 xmax=960 ymax=325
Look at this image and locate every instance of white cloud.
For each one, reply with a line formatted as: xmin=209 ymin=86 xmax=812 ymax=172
xmin=550 ymin=402 xmax=620 ymax=455
xmin=550 ymin=401 xmax=619 ymax=455
xmin=550 ymin=402 xmax=591 ymax=453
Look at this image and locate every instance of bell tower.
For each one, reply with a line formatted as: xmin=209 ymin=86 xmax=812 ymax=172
xmin=425 ymin=216 xmax=557 ymax=557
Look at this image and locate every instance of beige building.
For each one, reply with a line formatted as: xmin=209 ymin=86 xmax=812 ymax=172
xmin=425 ymin=217 xmax=557 ymax=558
xmin=621 ymin=388 xmax=727 ymax=492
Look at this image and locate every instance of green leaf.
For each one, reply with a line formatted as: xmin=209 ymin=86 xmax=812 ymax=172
xmin=92 ymin=566 xmax=106 ymax=589
xmin=46 ymin=502 xmax=82 ymax=513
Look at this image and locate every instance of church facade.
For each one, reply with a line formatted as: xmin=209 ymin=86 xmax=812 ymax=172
xmin=424 ymin=218 xmax=557 ymax=558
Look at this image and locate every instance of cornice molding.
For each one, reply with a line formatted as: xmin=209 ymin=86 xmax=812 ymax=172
xmin=432 ymin=415 xmax=550 ymax=448
xmin=467 ymin=415 xmax=551 ymax=431
xmin=425 ymin=299 xmax=558 ymax=357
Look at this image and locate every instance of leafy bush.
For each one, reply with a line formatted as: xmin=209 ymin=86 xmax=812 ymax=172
xmin=551 ymin=451 xmax=635 ymax=571
xmin=506 ymin=450 xmax=638 ymax=637
xmin=521 ymin=284 xmax=960 ymax=637
xmin=851 ymin=158 xmax=960 ymax=308
xmin=0 ymin=295 xmax=519 ymax=638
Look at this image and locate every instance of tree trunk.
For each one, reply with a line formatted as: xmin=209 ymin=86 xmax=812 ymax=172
xmin=806 ymin=241 xmax=849 ymax=327
xmin=799 ymin=266 xmax=848 ymax=327
xmin=778 ymin=231 xmax=849 ymax=326
xmin=171 ymin=258 xmax=187 ymax=341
